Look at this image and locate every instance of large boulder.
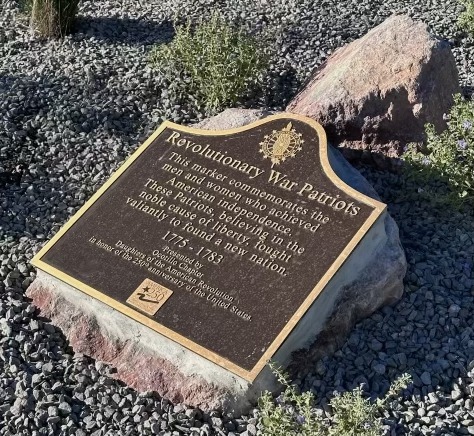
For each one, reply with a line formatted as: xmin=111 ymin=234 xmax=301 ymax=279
xmin=195 ymin=108 xmax=271 ymax=129
xmin=286 ymin=15 xmax=460 ymax=169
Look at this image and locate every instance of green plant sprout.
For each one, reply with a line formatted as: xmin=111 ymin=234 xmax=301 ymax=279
xmin=403 ymin=94 xmax=474 ymax=207
xmin=458 ymin=0 xmax=474 ymax=34
xmin=259 ymin=361 xmax=411 ymax=436
xmin=149 ymin=12 xmax=270 ymax=115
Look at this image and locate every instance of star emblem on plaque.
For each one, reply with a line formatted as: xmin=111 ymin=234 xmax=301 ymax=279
xmin=126 ymin=279 xmax=173 ymax=316
xmin=259 ymin=122 xmax=304 ymax=166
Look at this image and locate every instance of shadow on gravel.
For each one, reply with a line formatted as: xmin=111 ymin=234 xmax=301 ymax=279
xmin=0 ymin=72 xmax=146 ymax=168
xmin=463 ymin=85 xmax=473 ymax=100
xmin=0 ymin=72 xmax=156 ymax=242
xmin=290 ymin=156 xmax=474 ymax=434
xmin=370 ymin=166 xmax=474 ymax=434
xmin=265 ymin=67 xmax=300 ymax=108
xmin=75 ymin=16 xmax=174 ymax=46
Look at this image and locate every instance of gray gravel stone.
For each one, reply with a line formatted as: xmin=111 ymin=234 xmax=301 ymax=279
xmin=420 ymin=371 xmax=432 ymax=385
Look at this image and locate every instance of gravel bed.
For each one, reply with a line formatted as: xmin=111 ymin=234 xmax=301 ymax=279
xmin=1 ymin=0 xmax=474 ymax=434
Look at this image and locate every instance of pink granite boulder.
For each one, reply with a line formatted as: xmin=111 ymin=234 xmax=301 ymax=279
xmin=287 ymin=15 xmax=460 ymax=169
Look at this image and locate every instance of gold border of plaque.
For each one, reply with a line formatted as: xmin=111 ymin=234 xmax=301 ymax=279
xmin=31 ymin=113 xmax=386 ymax=382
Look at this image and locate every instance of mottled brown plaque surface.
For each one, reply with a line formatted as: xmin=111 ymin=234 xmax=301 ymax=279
xmin=32 ymin=114 xmax=385 ymax=381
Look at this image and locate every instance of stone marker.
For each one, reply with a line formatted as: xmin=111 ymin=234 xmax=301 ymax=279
xmin=29 ymin=114 xmax=403 ymax=412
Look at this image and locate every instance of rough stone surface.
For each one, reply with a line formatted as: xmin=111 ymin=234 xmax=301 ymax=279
xmin=26 ymin=271 xmax=271 ymax=414
xmin=194 ymin=108 xmax=271 ymax=130
xmin=286 ymin=15 xmax=460 ymax=169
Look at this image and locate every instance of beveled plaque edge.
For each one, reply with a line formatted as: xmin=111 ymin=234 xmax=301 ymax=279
xmin=31 ymin=113 xmax=386 ymax=382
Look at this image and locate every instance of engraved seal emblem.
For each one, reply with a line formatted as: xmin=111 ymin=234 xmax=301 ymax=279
xmin=126 ymin=279 xmax=173 ymax=316
xmin=259 ymin=122 xmax=304 ymax=167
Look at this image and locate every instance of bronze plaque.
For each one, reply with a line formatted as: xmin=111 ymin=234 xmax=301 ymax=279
xmin=32 ymin=114 xmax=385 ymax=381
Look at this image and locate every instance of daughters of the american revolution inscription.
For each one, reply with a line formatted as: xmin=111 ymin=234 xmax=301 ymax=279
xmin=32 ymin=114 xmax=385 ymax=381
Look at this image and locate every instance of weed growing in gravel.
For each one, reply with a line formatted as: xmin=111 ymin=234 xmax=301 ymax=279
xmin=259 ymin=362 xmax=411 ymax=436
xmin=149 ymin=12 xmax=270 ymax=115
xmin=30 ymin=0 xmax=80 ymax=38
xmin=17 ymin=0 xmax=33 ymax=13
xmin=403 ymin=94 xmax=474 ymax=206
xmin=458 ymin=0 xmax=474 ymax=34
